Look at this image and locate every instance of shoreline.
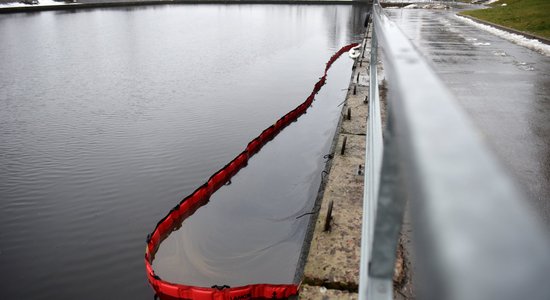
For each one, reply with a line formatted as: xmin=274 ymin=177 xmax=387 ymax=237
xmin=298 ymin=31 xmax=370 ymax=299
xmin=0 ymin=1 xmax=421 ymax=14
xmin=0 ymin=0 xmax=367 ymax=14
xmin=298 ymin=26 xmax=413 ymax=299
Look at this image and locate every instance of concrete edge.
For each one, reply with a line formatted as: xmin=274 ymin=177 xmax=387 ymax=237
xmin=457 ymin=13 xmax=550 ymax=45
xmin=297 ymin=30 xmax=370 ymax=297
xmin=0 ymin=0 xmax=368 ymax=14
xmin=293 ymin=59 xmax=358 ymax=286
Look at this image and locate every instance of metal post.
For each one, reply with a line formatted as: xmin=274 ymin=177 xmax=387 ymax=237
xmin=359 ymin=24 xmax=383 ymax=300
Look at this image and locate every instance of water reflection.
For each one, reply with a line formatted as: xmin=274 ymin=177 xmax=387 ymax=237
xmin=0 ymin=4 xmax=365 ymax=299
xmin=153 ymin=57 xmax=354 ymax=287
xmin=153 ymin=5 xmax=368 ymax=288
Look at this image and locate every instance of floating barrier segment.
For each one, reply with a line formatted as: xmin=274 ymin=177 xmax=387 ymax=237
xmin=145 ymin=43 xmax=359 ymax=300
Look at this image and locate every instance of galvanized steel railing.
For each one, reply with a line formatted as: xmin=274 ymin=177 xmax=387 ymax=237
xmin=359 ymin=2 xmax=550 ymax=300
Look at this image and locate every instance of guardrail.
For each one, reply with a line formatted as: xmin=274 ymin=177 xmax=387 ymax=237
xmin=359 ymin=2 xmax=550 ymax=300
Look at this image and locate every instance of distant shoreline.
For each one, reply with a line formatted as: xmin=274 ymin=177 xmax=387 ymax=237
xmin=0 ymin=0 xmax=369 ymax=14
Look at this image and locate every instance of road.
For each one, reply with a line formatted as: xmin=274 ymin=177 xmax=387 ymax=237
xmin=386 ymin=7 xmax=550 ymax=226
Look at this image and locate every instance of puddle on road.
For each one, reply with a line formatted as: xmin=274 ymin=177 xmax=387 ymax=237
xmin=514 ymin=61 xmax=536 ymax=71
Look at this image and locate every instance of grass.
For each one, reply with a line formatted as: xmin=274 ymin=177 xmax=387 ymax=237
xmin=460 ymin=0 xmax=550 ymax=39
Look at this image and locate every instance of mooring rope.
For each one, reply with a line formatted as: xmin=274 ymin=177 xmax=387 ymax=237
xmin=145 ymin=42 xmax=359 ymax=300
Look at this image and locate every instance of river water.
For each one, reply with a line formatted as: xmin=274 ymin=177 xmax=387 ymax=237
xmin=0 ymin=4 xmax=366 ymax=299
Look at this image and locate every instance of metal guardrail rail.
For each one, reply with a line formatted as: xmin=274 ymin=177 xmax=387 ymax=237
xmin=359 ymin=2 xmax=550 ymax=300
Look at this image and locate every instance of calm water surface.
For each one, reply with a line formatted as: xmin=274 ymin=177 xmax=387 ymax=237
xmin=0 ymin=4 xmax=366 ymax=299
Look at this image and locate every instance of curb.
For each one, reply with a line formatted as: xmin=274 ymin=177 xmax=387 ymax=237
xmin=458 ymin=13 xmax=550 ymax=45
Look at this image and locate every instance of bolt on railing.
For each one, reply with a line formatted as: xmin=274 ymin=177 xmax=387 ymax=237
xmin=359 ymin=2 xmax=550 ymax=300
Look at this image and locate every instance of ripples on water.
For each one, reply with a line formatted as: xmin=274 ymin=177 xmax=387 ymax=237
xmin=153 ymin=52 xmax=355 ymax=288
xmin=0 ymin=4 xmax=366 ymax=299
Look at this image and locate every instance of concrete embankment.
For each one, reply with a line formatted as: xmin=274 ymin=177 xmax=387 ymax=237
xmin=0 ymin=0 xmax=365 ymax=14
xmin=0 ymin=0 xmax=413 ymax=14
xmin=297 ymin=27 xmax=414 ymax=299
xmin=297 ymin=30 xmax=371 ymax=300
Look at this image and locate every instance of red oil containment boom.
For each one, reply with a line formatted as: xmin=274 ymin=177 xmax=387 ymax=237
xmin=145 ymin=43 xmax=359 ymax=300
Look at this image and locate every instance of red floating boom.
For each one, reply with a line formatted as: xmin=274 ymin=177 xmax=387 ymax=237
xmin=145 ymin=43 xmax=359 ymax=300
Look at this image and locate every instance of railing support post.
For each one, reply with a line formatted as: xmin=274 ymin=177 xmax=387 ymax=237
xmin=359 ymin=21 xmax=383 ymax=300
xmin=367 ymin=111 xmax=405 ymax=300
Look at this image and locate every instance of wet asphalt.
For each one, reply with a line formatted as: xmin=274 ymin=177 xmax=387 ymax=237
xmin=386 ymin=8 xmax=550 ymax=227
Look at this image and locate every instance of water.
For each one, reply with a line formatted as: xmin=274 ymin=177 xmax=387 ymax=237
xmin=0 ymin=4 xmax=367 ymax=299
xmin=152 ymin=47 xmax=354 ymax=288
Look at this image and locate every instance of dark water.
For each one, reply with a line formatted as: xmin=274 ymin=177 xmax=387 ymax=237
xmin=153 ymin=57 xmax=351 ymax=287
xmin=0 ymin=4 xmax=366 ymax=299
xmin=152 ymin=45 xmax=354 ymax=288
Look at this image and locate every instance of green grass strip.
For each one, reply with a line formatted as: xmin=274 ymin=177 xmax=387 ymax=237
xmin=460 ymin=0 xmax=550 ymax=39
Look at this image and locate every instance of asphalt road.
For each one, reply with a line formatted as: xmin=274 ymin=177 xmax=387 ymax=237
xmin=386 ymin=8 xmax=550 ymax=227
